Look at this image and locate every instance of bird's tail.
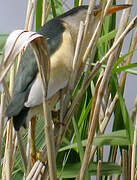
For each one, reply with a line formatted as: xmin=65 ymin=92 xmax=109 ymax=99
xmin=12 ymin=107 xmax=29 ymax=131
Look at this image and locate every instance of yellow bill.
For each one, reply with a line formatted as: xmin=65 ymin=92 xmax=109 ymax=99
xmin=94 ymin=4 xmax=132 ymax=17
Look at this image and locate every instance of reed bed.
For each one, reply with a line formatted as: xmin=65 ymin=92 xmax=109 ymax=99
xmin=0 ymin=0 xmax=137 ymax=179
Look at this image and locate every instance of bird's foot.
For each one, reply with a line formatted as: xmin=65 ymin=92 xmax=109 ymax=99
xmin=31 ymin=150 xmax=45 ymax=165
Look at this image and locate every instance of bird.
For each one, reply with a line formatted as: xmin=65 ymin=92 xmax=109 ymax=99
xmin=5 ymin=4 xmax=131 ymax=131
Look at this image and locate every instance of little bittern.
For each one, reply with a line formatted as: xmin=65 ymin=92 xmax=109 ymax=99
xmin=5 ymin=4 xmax=131 ymax=130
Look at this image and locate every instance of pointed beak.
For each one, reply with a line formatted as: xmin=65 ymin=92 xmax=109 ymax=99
xmin=93 ymin=4 xmax=132 ymax=17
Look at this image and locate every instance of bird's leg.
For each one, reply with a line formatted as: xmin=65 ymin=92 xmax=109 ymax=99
xmin=30 ymin=116 xmax=45 ymax=166
xmin=30 ymin=116 xmax=37 ymax=165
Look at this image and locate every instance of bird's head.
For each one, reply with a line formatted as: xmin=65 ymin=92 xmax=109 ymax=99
xmin=61 ymin=4 xmax=132 ymax=47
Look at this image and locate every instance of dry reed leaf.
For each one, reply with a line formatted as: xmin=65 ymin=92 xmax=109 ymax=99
xmin=0 ymin=30 xmax=43 ymax=83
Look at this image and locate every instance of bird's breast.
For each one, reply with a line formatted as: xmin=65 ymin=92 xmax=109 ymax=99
xmin=25 ymin=28 xmax=75 ymax=108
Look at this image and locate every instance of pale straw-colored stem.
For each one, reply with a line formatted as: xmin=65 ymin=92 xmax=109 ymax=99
xmin=32 ymin=161 xmax=44 ymax=179
xmin=119 ymin=27 xmax=137 ymax=93
xmin=89 ymin=94 xmax=117 ymax=161
xmin=62 ymin=0 xmax=96 ymax=117
xmin=0 ymin=90 xmax=6 ymax=164
xmin=26 ymin=122 xmax=32 ymax=175
xmin=78 ymin=1 xmax=114 ymax=179
xmin=62 ymin=21 xmax=85 ymax=116
xmin=26 ymin=160 xmax=41 ymax=180
xmin=115 ymin=158 xmax=122 ymax=180
xmin=41 ymin=0 xmax=47 ymax=26
xmin=17 ymin=131 xmax=28 ymax=171
xmin=25 ymin=0 xmax=37 ymax=31
xmin=131 ymin=113 xmax=137 ymax=180
xmin=78 ymin=0 xmax=83 ymax=6
xmin=2 ymin=62 xmax=15 ymax=180
xmin=122 ymin=150 xmax=128 ymax=180
xmin=31 ymin=39 xmax=57 ymax=180
xmin=25 ymin=0 xmax=33 ymax=30
xmin=28 ymin=0 xmax=37 ymax=30
xmin=96 ymin=160 xmax=102 ymax=180
xmin=131 ymin=95 xmax=137 ymax=122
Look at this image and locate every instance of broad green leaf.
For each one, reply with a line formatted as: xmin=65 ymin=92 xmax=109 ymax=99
xmin=74 ymin=0 xmax=79 ymax=6
xmin=113 ymin=63 xmax=137 ymax=73
xmin=36 ymin=0 xmax=43 ymax=31
xmin=97 ymin=30 xmax=117 ymax=47
xmin=51 ymin=0 xmax=57 ymax=17
xmin=59 ymin=130 xmax=130 ymax=152
xmin=72 ymin=116 xmax=84 ymax=161
xmin=112 ymin=74 xmax=134 ymax=143
xmin=57 ymin=162 xmax=122 ymax=178
xmin=126 ymin=69 xmax=137 ymax=75
xmin=113 ymin=49 xmax=137 ymax=71
xmin=93 ymin=130 xmax=130 ymax=146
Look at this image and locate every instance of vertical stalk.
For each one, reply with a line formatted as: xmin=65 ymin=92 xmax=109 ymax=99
xmin=0 ymin=90 xmax=6 ymax=164
xmin=131 ymin=114 xmax=137 ymax=180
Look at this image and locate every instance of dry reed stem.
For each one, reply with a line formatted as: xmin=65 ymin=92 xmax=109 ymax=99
xmin=131 ymin=113 xmax=137 ymax=180
xmin=100 ymin=1 xmax=133 ymax=178
xmin=16 ymin=131 xmax=28 ymax=171
xmin=11 ymin=136 xmax=18 ymax=170
xmin=132 ymin=95 xmax=137 ymax=122
xmin=62 ymin=21 xmax=85 ymax=117
xmin=31 ymin=161 xmax=44 ymax=179
xmin=1 ymin=121 xmax=13 ymax=180
xmin=7 ymin=42 xmax=27 ymax=176
xmin=82 ymin=0 xmax=108 ymax=77
xmin=108 ymin=147 xmax=118 ymax=179
xmin=115 ymin=159 xmax=122 ymax=180
xmin=78 ymin=0 xmax=83 ymax=6
xmin=99 ymin=95 xmax=116 ymax=133
xmin=0 ymin=90 xmax=6 ymax=164
xmin=42 ymin=0 xmax=47 ymax=26
xmin=2 ymin=63 xmax=15 ymax=180
xmin=79 ymin=1 xmax=134 ymax=179
xmin=26 ymin=122 xmax=32 ymax=175
xmin=90 ymin=2 xmax=135 ymax=175
xmin=25 ymin=0 xmax=37 ymax=31
xmin=70 ymin=21 xmax=85 ymax=89
xmin=122 ymin=149 xmax=128 ymax=180
xmin=119 ymin=27 xmax=137 ymax=93
xmin=62 ymin=0 xmax=96 ymax=118
xmin=57 ymin=89 xmax=66 ymax=147
xmin=26 ymin=160 xmax=41 ymax=180
xmin=88 ymin=75 xmax=103 ymax=129
xmin=31 ymin=38 xmax=57 ymax=180
xmin=78 ymin=1 xmax=114 ymax=179
xmin=24 ymin=1 xmax=38 ymax=175
xmin=96 ymin=160 xmax=102 ymax=180
xmin=25 ymin=0 xmax=33 ymax=30
xmin=128 ymin=148 xmax=132 ymax=179
xmin=110 ymin=146 xmax=117 ymax=163
xmin=89 ymin=94 xmax=117 ymax=162
xmin=44 ymin=2 xmax=51 ymax=23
